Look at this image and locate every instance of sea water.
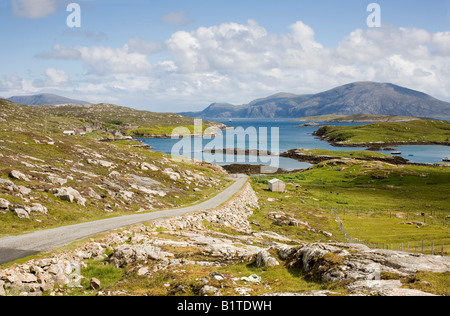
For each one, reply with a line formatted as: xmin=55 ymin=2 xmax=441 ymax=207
xmin=139 ymin=118 xmax=450 ymax=170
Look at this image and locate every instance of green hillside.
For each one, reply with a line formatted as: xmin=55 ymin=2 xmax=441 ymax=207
xmin=314 ymin=119 xmax=450 ymax=145
xmin=299 ymin=114 xmax=420 ymax=123
xmin=39 ymin=103 xmax=225 ymax=136
xmin=0 ymin=99 xmax=230 ymax=236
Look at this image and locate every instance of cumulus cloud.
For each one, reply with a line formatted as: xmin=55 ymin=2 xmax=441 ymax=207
xmin=160 ymin=20 xmax=450 ymax=101
xmin=27 ymin=20 xmax=450 ymax=110
xmin=0 ymin=75 xmax=24 ymax=92
xmin=32 ymin=68 xmax=70 ymax=89
xmin=45 ymin=68 xmax=69 ymax=85
xmin=12 ymin=0 xmax=59 ymax=19
xmin=37 ymin=44 xmax=153 ymax=75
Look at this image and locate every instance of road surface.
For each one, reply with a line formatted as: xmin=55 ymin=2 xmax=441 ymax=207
xmin=0 ymin=175 xmax=248 ymax=265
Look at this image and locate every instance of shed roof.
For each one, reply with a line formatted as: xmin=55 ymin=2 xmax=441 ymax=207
xmin=268 ymin=179 xmax=284 ymax=184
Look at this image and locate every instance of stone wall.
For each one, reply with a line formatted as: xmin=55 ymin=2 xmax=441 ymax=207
xmin=0 ymin=182 xmax=260 ymax=296
xmin=153 ymin=182 xmax=259 ymax=232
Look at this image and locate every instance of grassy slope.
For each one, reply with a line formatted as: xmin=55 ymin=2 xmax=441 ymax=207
xmin=299 ymin=114 xmax=419 ymax=122
xmin=0 ymin=99 xmax=230 ymax=236
xmin=314 ymin=119 xmax=450 ymax=144
xmin=253 ymin=159 xmax=450 ymax=253
xmin=39 ymin=103 xmax=223 ymax=136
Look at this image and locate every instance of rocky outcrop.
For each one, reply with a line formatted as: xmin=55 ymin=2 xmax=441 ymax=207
xmin=0 ymin=198 xmax=11 ymax=211
xmin=268 ymin=211 xmax=333 ymax=238
xmin=9 ymin=170 xmax=31 ymax=182
xmin=281 ymin=243 xmax=450 ymax=295
xmin=52 ymin=187 xmax=86 ymax=206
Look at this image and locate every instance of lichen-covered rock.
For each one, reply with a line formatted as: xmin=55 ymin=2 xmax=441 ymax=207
xmin=9 ymin=170 xmax=31 ymax=182
xmin=109 ymin=243 xmax=174 ymax=268
xmin=0 ymin=198 xmax=11 ymax=210
xmin=30 ymin=203 xmax=48 ymax=215
xmin=282 ymin=242 xmax=450 ymax=286
xmin=52 ymin=187 xmax=86 ymax=206
xmin=255 ymin=250 xmax=280 ymax=268
xmin=12 ymin=206 xmax=31 ymax=219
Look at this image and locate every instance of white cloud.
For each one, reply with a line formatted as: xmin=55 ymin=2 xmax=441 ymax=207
xmin=12 ymin=0 xmax=59 ymax=19
xmin=22 ymin=20 xmax=450 ymax=110
xmin=0 ymin=75 xmax=24 ymax=92
xmin=32 ymin=68 xmax=70 ymax=89
xmin=45 ymin=68 xmax=69 ymax=85
xmin=36 ymin=44 xmax=81 ymax=59
xmin=37 ymin=44 xmax=153 ymax=76
xmin=0 ymin=75 xmax=40 ymax=97
xmin=332 ymin=26 xmax=450 ymax=99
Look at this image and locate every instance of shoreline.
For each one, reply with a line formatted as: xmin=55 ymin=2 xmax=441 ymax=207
xmin=203 ymin=148 xmax=277 ymax=156
xmin=132 ymin=125 xmax=231 ymax=139
xmin=134 ymin=133 xmax=221 ymax=139
xmin=221 ymin=164 xmax=307 ymax=175
xmin=280 ymin=149 xmax=410 ymax=165
xmin=324 ymin=139 xmax=450 ymax=148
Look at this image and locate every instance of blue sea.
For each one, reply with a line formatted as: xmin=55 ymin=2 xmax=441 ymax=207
xmin=139 ymin=118 xmax=450 ymax=171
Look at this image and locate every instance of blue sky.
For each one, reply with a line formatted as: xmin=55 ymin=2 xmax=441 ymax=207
xmin=1 ymin=0 xmax=450 ymax=112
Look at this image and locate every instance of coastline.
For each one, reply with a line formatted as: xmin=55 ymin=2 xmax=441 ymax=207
xmin=133 ymin=132 xmax=220 ymax=139
xmin=322 ymin=139 xmax=450 ymax=148
xmin=280 ymin=149 xmax=410 ymax=165
xmin=203 ymin=148 xmax=276 ymax=156
xmin=221 ymin=164 xmax=306 ymax=175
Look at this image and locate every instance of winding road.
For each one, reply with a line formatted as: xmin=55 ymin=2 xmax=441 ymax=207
xmin=0 ymin=175 xmax=248 ymax=265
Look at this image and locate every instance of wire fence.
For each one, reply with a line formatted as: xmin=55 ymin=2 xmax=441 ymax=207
xmin=331 ymin=208 xmax=449 ymax=256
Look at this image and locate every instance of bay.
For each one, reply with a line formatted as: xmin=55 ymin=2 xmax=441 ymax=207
xmin=138 ymin=118 xmax=450 ymax=171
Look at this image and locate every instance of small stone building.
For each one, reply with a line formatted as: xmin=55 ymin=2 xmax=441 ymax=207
xmin=268 ymin=179 xmax=285 ymax=192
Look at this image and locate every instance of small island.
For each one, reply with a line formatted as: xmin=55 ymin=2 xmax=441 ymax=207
xmin=281 ymin=148 xmax=409 ymax=165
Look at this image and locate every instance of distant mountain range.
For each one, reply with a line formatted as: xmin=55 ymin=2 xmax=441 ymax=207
xmin=180 ymin=82 xmax=450 ymax=119
xmin=7 ymin=93 xmax=90 ymax=106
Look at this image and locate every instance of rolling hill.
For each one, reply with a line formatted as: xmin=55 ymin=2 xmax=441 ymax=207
xmin=37 ymin=103 xmax=225 ymax=136
xmin=7 ymin=93 xmax=90 ymax=106
xmin=0 ymin=97 xmax=229 ymax=237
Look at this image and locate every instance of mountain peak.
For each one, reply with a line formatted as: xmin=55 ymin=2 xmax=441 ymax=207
xmin=180 ymin=82 xmax=450 ymax=119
